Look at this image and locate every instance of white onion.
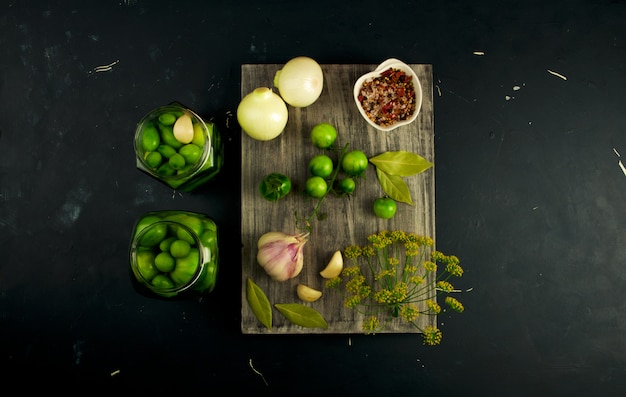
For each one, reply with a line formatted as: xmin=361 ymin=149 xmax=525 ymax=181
xmin=273 ymin=56 xmax=324 ymax=108
xmin=237 ymin=87 xmax=289 ymax=141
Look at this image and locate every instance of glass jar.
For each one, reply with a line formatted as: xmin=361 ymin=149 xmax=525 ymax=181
xmin=129 ymin=210 xmax=219 ymax=298
xmin=134 ymin=102 xmax=223 ymax=192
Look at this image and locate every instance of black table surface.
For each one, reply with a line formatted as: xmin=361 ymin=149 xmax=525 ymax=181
xmin=2 ymin=0 xmax=625 ymax=395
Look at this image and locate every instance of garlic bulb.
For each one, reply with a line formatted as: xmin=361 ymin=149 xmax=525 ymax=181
xmin=257 ymin=231 xmax=310 ymax=281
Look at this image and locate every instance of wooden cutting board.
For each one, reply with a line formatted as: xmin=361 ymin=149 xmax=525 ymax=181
xmin=240 ymin=63 xmax=435 ymax=334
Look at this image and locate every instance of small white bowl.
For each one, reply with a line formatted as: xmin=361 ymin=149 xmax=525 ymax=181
xmin=353 ymin=58 xmax=422 ymax=132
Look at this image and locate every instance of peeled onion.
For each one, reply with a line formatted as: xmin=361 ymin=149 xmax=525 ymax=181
xmin=237 ymin=87 xmax=289 ymax=141
xmin=273 ymin=56 xmax=324 ymax=108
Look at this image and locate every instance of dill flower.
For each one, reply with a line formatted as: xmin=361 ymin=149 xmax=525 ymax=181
xmin=344 ymin=295 xmax=361 ymax=308
xmin=404 ymin=241 xmax=420 ymax=257
xmin=422 ymin=326 xmax=443 ymax=346
xmin=361 ymin=245 xmax=375 ymax=257
xmin=389 ymin=230 xmax=406 ymax=242
xmin=373 ymin=288 xmax=393 ymax=304
xmin=423 ymin=261 xmax=437 ymax=272
xmin=404 ymin=264 xmax=418 ymax=273
xmin=367 ymin=232 xmax=380 ymax=244
xmin=431 ymin=250 xmax=446 ymax=262
xmin=391 ymin=282 xmax=409 ymax=302
xmin=436 ymin=280 xmax=454 ymax=292
xmin=344 ymin=245 xmax=362 ymax=259
xmin=445 ymin=262 xmax=464 ymax=277
xmin=325 ymin=277 xmax=341 ymax=289
xmin=409 ymin=275 xmax=425 ymax=284
xmin=443 ymin=254 xmax=460 ymax=265
xmin=387 ymin=257 xmax=400 ymax=266
xmin=357 ymin=284 xmax=371 ymax=298
xmin=342 ymin=265 xmax=362 ymax=278
xmin=426 ymin=299 xmax=441 ymax=314
xmin=399 ymin=303 xmax=420 ymax=322
xmin=362 ymin=316 xmax=380 ymax=335
xmin=373 ymin=283 xmax=409 ymax=305
xmin=445 ymin=296 xmax=465 ymax=313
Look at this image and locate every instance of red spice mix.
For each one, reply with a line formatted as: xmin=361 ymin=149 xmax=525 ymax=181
xmin=357 ymin=67 xmax=416 ymax=128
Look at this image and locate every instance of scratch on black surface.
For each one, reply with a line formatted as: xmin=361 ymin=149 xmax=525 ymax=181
xmin=438 ymin=85 xmax=473 ymax=104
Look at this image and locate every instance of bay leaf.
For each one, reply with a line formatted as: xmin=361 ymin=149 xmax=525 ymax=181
xmin=274 ymin=303 xmax=329 ymax=329
xmin=369 ymin=151 xmax=433 ymax=176
xmin=246 ymin=278 xmax=272 ymax=330
xmin=376 ymin=168 xmax=414 ymax=205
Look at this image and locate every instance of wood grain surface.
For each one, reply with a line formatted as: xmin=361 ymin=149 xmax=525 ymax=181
xmin=240 ymin=63 xmax=435 ymax=334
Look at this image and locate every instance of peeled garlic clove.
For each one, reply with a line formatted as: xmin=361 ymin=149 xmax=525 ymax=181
xmin=257 ymin=231 xmax=309 ymax=281
xmin=320 ymin=250 xmax=343 ymax=279
xmin=296 ymin=284 xmax=322 ymax=302
xmin=173 ymin=113 xmax=194 ymax=144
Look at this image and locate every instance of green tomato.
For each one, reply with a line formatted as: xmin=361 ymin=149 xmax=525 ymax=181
xmin=157 ymin=144 xmax=177 ymax=159
xmin=141 ymin=123 xmax=161 ymax=151
xmin=192 ymin=123 xmax=206 ymax=147
xmin=200 ymin=230 xmax=218 ymax=251
xmin=158 ymin=112 xmax=177 ymax=126
xmin=170 ymin=239 xmax=191 ymax=258
xmin=136 ymin=250 xmax=159 ymax=281
xmin=138 ymin=224 xmax=168 ymax=247
xmin=310 ymin=123 xmax=337 ymax=149
xmin=163 ymin=213 xmax=203 ymax=244
xmin=336 ymin=177 xmax=356 ymax=194
xmin=156 ymin=162 xmax=176 ymax=176
xmin=305 ymin=176 xmax=328 ymax=199
xmin=159 ymin=236 xmax=177 ymax=252
xmin=144 ymin=151 xmax=163 ymax=169
xmin=373 ymin=197 xmax=397 ymax=219
xmin=259 ymin=173 xmax=291 ymax=201
xmin=135 ymin=215 xmax=162 ymax=234
xmin=154 ymin=252 xmax=175 ymax=272
xmin=202 ymin=218 xmax=217 ymax=232
xmin=169 ymin=153 xmax=186 ymax=170
xmin=151 ymin=274 xmax=175 ymax=289
xmin=341 ymin=150 xmax=369 ymax=177
xmin=309 ymin=154 xmax=334 ymax=178
xmin=170 ymin=248 xmax=200 ymax=286
xmin=158 ymin=123 xmax=183 ymax=149
xmin=179 ymin=144 xmax=202 ymax=164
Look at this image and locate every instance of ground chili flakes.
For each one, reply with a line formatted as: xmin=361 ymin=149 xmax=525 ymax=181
xmin=357 ymin=67 xmax=416 ymax=128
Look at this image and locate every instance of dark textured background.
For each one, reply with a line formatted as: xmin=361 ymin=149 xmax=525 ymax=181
xmin=1 ymin=0 xmax=625 ymax=395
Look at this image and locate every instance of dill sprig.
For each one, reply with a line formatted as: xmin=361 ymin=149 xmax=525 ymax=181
xmin=326 ymin=230 xmax=465 ymax=346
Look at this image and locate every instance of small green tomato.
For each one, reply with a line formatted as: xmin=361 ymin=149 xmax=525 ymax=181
xmin=305 ymin=176 xmax=328 ymax=199
xmin=259 ymin=173 xmax=291 ymax=201
xmin=373 ymin=197 xmax=397 ymax=219
xmin=308 ymin=154 xmax=334 ymax=178
xmin=341 ymin=150 xmax=368 ymax=177
xmin=310 ymin=123 xmax=337 ymax=149
xmin=336 ymin=177 xmax=356 ymax=194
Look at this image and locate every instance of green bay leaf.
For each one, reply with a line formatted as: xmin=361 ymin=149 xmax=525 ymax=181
xmin=246 ymin=278 xmax=272 ymax=330
xmin=369 ymin=151 xmax=433 ymax=176
xmin=376 ymin=168 xmax=413 ymax=205
xmin=274 ymin=303 xmax=329 ymax=329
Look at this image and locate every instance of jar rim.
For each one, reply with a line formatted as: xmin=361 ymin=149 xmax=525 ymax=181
xmin=130 ymin=220 xmax=206 ymax=294
xmin=133 ymin=104 xmax=212 ymax=181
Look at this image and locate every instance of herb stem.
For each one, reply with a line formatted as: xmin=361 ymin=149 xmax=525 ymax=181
xmin=298 ymin=143 xmax=350 ymax=233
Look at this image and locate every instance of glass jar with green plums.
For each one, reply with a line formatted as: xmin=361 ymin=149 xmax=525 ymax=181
xmin=129 ymin=210 xmax=219 ymax=298
xmin=134 ymin=102 xmax=223 ymax=192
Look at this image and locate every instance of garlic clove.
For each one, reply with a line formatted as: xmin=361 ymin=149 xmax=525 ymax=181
xmin=320 ymin=250 xmax=343 ymax=279
xmin=296 ymin=284 xmax=322 ymax=302
xmin=173 ymin=113 xmax=194 ymax=144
